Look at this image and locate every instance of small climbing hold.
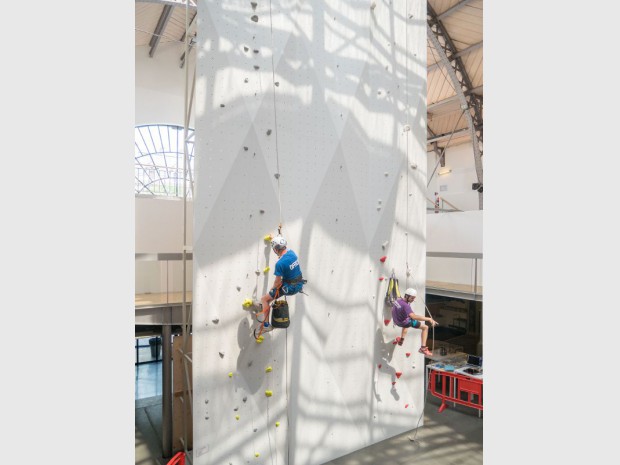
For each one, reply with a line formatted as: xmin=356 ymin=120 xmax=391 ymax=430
xmin=205 ymin=399 xmax=209 ymax=404
xmin=405 ymin=404 xmax=409 ymax=408
xmin=263 ymin=266 xmax=270 ymax=274
xmin=243 ymin=298 xmax=253 ymax=307
xmin=384 ymin=319 xmax=390 ymax=326
xmin=212 ymin=318 xmax=220 ymax=324
xmin=244 ymin=146 xmax=248 ymax=151
xmin=406 ymin=352 xmax=411 ymax=357
xmin=410 ymin=163 xmax=418 ymax=169
xmin=254 ymin=65 xmax=260 ymax=70
xmin=228 ymin=372 xmax=233 ymax=378
xmin=234 ymin=406 xmax=239 ymax=411
xmin=220 ymin=104 xmax=225 ymax=108
xmin=266 ymin=129 xmax=272 ymax=135
xmin=274 ymin=81 xmax=280 ymax=86
xmin=251 ymin=2 xmax=257 ymax=10
xmin=244 ymin=78 xmax=249 ymax=83
xmin=265 ymin=390 xmax=273 ymax=397
xmin=379 ymin=277 xmax=385 ymax=281
xmin=265 ymin=366 xmax=273 ymax=373
xmin=382 ymin=241 xmax=389 ymax=249
xmin=235 ymin=415 xmax=240 ymax=420
xmin=256 ymin=335 xmax=264 ymax=343
xmin=264 ymin=322 xmax=270 ymax=328
xmin=274 ymin=173 xmax=280 ymax=179
xmin=243 ymin=396 xmax=248 ymax=403
xmin=370 ymin=1 xmax=377 ymax=10
xmin=236 ymin=286 xmax=241 ymax=291
xmin=253 ymin=49 xmax=259 ymax=54
xmin=260 ymin=209 xmax=265 ymax=214
xmin=404 ymin=124 xmax=411 ymax=132
xmin=395 ymin=372 xmax=402 ymax=379
xmin=275 ymin=421 xmax=280 ymax=427
xmin=253 ymin=428 xmax=258 ymax=432
xmin=251 ymin=15 xmax=258 ymax=22
xmin=264 ymin=234 xmax=273 ymax=241
xmin=255 ymin=270 xmax=261 ymax=275
xmin=255 ymin=453 xmax=260 ymax=458
xmin=244 ymin=46 xmax=249 ymax=52
xmin=384 ymin=172 xmax=389 ymax=177
xmin=377 ymin=207 xmax=381 ymax=211
xmin=392 ymin=382 xmax=396 ymax=386
xmin=219 ymin=351 xmax=225 ymax=358
xmin=380 ymin=256 xmax=387 ymax=263
xmin=378 ymin=364 xmax=382 ymax=369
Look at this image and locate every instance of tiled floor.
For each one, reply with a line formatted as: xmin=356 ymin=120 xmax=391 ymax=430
xmin=135 ymin=362 xmax=482 ymax=465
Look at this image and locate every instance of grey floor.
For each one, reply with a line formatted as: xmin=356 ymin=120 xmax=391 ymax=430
xmin=135 ymin=362 xmax=482 ymax=465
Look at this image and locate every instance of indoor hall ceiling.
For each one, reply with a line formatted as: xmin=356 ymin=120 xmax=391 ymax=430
xmin=135 ymin=0 xmax=483 ymax=156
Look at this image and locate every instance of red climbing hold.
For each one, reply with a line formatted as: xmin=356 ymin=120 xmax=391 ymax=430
xmin=378 ymin=364 xmax=382 ymax=369
xmin=406 ymin=352 xmax=411 ymax=357
xmin=405 ymin=404 xmax=409 ymax=408
xmin=379 ymin=256 xmax=387 ymax=263
xmin=391 ymin=382 xmax=396 ymax=386
xmin=384 ymin=319 xmax=391 ymax=326
xmin=379 ymin=276 xmax=385 ymax=281
xmin=395 ymin=372 xmax=402 ymax=379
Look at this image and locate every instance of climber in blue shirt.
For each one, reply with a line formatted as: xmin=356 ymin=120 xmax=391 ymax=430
xmin=258 ymin=235 xmax=305 ymax=321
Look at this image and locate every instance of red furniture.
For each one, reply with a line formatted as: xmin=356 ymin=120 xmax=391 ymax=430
xmin=428 ymin=365 xmax=483 ymax=414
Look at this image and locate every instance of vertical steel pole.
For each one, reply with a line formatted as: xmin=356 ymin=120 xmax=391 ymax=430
xmin=162 ymin=321 xmax=172 ymax=457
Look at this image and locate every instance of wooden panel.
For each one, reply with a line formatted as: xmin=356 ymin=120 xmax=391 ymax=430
xmin=172 ymin=334 xmax=193 ymax=453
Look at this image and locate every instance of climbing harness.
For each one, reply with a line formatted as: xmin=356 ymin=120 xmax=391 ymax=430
xmin=385 ymin=272 xmax=401 ymax=306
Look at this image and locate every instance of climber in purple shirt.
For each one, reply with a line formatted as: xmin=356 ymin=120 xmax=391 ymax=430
xmin=391 ymin=288 xmax=437 ymax=356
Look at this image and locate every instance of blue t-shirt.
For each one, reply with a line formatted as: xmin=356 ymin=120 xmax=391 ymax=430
xmin=274 ymin=250 xmax=302 ymax=282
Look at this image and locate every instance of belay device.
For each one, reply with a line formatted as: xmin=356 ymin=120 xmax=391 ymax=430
xmin=270 ymin=300 xmax=290 ymax=328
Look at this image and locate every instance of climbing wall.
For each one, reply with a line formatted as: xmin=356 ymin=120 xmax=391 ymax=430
xmin=193 ymin=1 xmax=426 ymax=464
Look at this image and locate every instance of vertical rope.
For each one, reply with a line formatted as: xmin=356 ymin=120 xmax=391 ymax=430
xmin=268 ymin=0 xmax=283 ymax=229
xmin=267 ymin=3 xmax=289 ymax=464
xmin=405 ymin=0 xmax=411 ymax=289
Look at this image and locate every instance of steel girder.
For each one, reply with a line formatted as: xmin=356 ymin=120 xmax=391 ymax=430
xmin=427 ymin=2 xmax=483 ymax=208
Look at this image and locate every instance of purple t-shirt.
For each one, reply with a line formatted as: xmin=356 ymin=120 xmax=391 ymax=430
xmin=391 ymin=297 xmax=412 ymax=327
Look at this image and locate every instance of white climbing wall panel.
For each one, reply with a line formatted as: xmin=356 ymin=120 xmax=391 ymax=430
xmin=193 ymin=1 xmax=427 ymax=464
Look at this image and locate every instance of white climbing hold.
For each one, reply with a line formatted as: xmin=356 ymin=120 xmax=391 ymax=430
xmin=404 ymin=124 xmax=411 ymax=132
xmin=410 ymin=163 xmax=418 ymax=169
xmin=382 ymin=241 xmax=389 ymax=249
xmin=370 ymin=2 xmax=377 ymax=10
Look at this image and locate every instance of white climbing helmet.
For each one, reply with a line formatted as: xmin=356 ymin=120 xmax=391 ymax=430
xmin=405 ymin=288 xmax=417 ymax=298
xmin=271 ymin=235 xmax=287 ymax=251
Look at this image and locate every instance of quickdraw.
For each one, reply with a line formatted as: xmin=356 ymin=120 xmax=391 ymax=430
xmin=385 ymin=272 xmax=401 ymax=306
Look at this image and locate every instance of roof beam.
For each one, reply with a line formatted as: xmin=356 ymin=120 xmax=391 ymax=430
xmin=428 ymin=41 xmax=482 ymax=73
xmin=428 ymin=1 xmax=483 ymax=207
xmin=437 ymin=0 xmax=477 ymax=21
xmin=136 ymin=0 xmax=196 ymax=9
xmin=149 ymin=4 xmax=175 ymax=58
xmin=427 ymin=128 xmax=470 ymax=144
xmin=428 ymin=85 xmax=483 ymax=112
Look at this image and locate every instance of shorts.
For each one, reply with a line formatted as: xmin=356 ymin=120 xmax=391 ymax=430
xmin=269 ymin=281 xmax=303 ymax=298
xmin=409 ymin=319 xmax=421 ymax=329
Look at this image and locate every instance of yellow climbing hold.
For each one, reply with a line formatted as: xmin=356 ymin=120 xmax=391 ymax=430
xmin=275 ymin=421 xmax=280 ymax=427
xmin=265 ymin=366 xmax=273 ymax=373
xmin=255 ymin=452 xmax=260 ymax=458
xmin=263 ymin=266 xmax=270 ymax=273
xmin=265 ymin=390 xmax=273 ymax=397
xmin=256 ymin=336 xmax=264 ymax=343
xmin=243 ymin=298 xmax=253 ymax=308
xmin=264 ymin=234 xmax=272 ymax=242
xmin=228 ymin=372 xmax=233 ymax=378
xmin=235 ymin=415 xmax=240 ymax=420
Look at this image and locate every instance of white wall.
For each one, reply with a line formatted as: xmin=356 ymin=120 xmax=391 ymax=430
xmin=427 ymin=142 xmax=480 ymax=211
xmin=426 ymin=210 xmax=482 ymax=286
xmin=136 ymin=43 xmax=196 ymax=128
xmin=192 ymin=2 xmax=427 ymax=465
xmin=135 ymin=197 xmax=193 ymax=294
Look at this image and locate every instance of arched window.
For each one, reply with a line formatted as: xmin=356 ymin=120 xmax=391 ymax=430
xmin=135 ymin=124 xmax=195 ymax=197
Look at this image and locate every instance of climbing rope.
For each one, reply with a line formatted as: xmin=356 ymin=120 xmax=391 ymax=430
xmin=268 ymin=0 xmax=283 ymax=229
xmin=405 ymin=0 xmax=411 ymax=289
